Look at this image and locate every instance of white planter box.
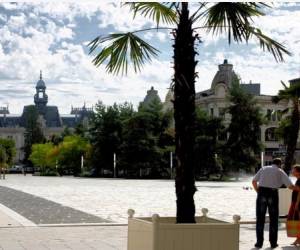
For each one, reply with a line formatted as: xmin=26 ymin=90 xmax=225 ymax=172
xmin=279 ymin=188 xmax=292 ymax=216
xmin=127 ymin=209 xmax=240 ymax=250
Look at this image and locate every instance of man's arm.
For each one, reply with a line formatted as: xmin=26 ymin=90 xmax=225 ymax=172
xmin=252 ymin=180 xmax=259 ymax=192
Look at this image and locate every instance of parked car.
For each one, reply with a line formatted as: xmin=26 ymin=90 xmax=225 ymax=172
xmin=8 ymin=165 xmax=23 ymax=173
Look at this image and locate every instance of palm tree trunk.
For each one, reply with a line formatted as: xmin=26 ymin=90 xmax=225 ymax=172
xmin=284 ymin=99 xmax=300 ymax=174
xmin=173 ymin=2 xmax=197 ymax=223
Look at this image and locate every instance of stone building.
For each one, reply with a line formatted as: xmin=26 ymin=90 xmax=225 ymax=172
xmin=0 ymin=72 xmax=93 ymax=163
xmin=163 ymin=59 xmax=297 ymax=165
xmin=139 ymin=86 xmax=161 ymax=108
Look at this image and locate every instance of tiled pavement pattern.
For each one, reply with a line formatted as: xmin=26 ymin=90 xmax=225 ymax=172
xmin=0 ymin=225 xmax=127 ymax=250
xmin=0 ymin=186 xmax=110 ymax=224
xmin=0 ymin=224 xmax=299 ymax=250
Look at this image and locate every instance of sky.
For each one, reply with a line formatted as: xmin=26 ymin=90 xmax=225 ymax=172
xmin=0 ymin=2 xmax=300 ymax=114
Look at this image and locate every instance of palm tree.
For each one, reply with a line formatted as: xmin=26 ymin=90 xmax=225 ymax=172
xmin=273 ymin=80 xmax=300 ymax=174
xmin=89 ymin=3 xmax=291 ymax=223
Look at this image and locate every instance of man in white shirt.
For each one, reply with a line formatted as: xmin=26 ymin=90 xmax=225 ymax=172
xmin=252 ymin=158 xmax=298 ymax=249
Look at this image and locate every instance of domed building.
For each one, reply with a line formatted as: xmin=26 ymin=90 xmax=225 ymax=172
xmin=140 ymin=86 xmax=161 ymax=108
xmin=0 ymin=72 xmax=93 ymax=162
xmin=164 ymin=59 xmax=297 ymax=165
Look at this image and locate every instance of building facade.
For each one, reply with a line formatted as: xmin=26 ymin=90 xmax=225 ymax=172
xmin=0 ymin=72 xmax=93 ymax=163
xmin=164 ymin=59 xmax=298 ymax=165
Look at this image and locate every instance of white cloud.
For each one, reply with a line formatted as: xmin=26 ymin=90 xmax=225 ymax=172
xmin=0 ymin=13 xmax=7 ymax=22
xmin=144 ymin=31 xmax=168 ymax=42
xmin=97 ymin=3 xmax=153 ymax=32
xmin=1 ymin=2 xmax=300 ymax=115
xmin=6 ymin=13 xmax=27 ymax=31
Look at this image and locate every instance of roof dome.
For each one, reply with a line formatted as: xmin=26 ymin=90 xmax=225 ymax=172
xmin=211 ymin=59 xmax=238 ymax=90
xmin=36 ymin=71 xmax=46 ymax=89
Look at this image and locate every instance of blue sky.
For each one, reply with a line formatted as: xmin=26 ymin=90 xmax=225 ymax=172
xmin=0 ymin=2 xmax=300 ymax=114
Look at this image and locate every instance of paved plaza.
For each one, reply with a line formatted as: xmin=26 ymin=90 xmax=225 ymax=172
xmin=0 ymin=175 xmax=298 ymax=249
xmin=0 ymin=175 xmax=258 ymax=223
xmin=0 ymin=186 xmax=109 ymax=225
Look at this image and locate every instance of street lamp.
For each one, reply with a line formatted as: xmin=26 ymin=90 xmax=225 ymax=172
xmin=261 ymin=151 xmax=264 ymax=168
xmin=170 ymin=151 xmax=173 ymax=179
xmin=113 ymin=153 xmax=117 ymax=178
xmin=81 ymin=155 xmax=84 ymax=172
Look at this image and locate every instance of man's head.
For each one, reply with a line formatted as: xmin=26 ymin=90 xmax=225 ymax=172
xmin=272 ymin=158 xmax=282 ymax=167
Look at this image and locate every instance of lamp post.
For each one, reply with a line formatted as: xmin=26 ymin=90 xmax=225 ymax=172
xmin=261 ymin=151 xmax=264 ymax=168
xmin=81 ymin=155 xmax=84 ymax=173
xmin=170 ymin=151 xmax=173 ymax=179
xmin=113 ymin=153 xmax=116 ymax=178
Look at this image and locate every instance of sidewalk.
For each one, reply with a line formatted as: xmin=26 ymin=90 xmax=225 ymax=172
xmin=0 ymin=183 xmax=298 ymax=250
xmin=0 ymin=210 xmax=299 ymax=250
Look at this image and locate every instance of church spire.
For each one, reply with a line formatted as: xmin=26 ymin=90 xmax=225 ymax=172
xmin=34 ymin=71 xmax=48 ymax=112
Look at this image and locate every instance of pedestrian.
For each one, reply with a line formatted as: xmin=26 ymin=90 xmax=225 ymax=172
xmin=252 ymin=158 xmax=299 ymax=249
xmin=23 ymin=166 xmax=26 ymax=176
xmin=287 ymin=165 xmax=300 ymax=246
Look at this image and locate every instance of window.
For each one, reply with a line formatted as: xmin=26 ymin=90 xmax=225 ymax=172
xmin=266 ymin=109 xmax=280 ymax=121
xmin=265 ymin=127 xmax=278 ymax=141
xmin=219 ymin=108 xmax=226 ymax=119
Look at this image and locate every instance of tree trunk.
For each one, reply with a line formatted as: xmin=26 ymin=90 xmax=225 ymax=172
xmin=284 ymin=99 xmax=300 ymax=174
xmin=173 ymin=2 xmax=197 ymax=223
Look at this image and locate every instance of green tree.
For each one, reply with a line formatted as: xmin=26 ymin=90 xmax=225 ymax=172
xmin=23 ymin=105 xmax=45 ymax=165
xmin=57 ymin=135 xmax=91 ymax=176
xmin=273 ymin=80 xmax=300 ymax=173
xmin=29 ymin=143 xmax=56 ymax=174
xmin=194 ymin=109 xmax=224 ymax=178
xmin=89 ymin=101 xmax=134 ymax=176
xmin=120 ymin=99 xmax=173 ymax=178
xmin=89 ymin=3 xmax=290 ymax=223
xmin=223 ymin=82 xmax=263 ymax=174
xmin=120 ymin=112 xmax=162 ymax=177
xmin=0 ymin=138 xmax=16 ymax=167
xmin=0 ymin=147 xmax=7 ymax=170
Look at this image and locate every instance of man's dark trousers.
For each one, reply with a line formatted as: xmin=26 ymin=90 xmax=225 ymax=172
xmin=256 ymin=187 xmax=279 ymax=246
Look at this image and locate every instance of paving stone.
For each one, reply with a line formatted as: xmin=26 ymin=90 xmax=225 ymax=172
xmin=0 ymin=186 xmax=110 ymax=224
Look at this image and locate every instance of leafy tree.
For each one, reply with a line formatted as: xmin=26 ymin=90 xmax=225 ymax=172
xmin=89 ymin=2 xmax=290 ymax=223
xmin=0 ymin=138 xmax=16 ymax=167
xmin=57 ymin=135 xmax=91 ymax=176
xmin=120 ymin=98 xmax=173 ymax=178
xmin=194 ymin=109 xmax=224 ymax=178
xmin=29 ymin=143 xmax=56 ymax=174
xmin=61 ymin=127 xmax=73 ymax=138
xmin=223 ymin=82 xmax=263 ymax=174
xmin=120 ymin=112 xmax=162 ymax=178
xmin=89 ymin=101 xmax=134 ymax=176
xmin=0 ymin=147 xmax=7 ymax=170
xmin=273 ymin=80 xmax=300 ymax=173
xmin=23 ymin=105 xmax=45 ymax=165
xmin=48 ymin=127 xmax=74 ymax=146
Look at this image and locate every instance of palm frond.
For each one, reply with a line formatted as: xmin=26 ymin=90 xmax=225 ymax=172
xmin=88 ymin=33 xmax=159 ymax=75
xmin=124 ymin=2 xmax=177 ymax=26
xmin=204 ymin=3 xmax=265 ymax=43
xmin=273 ymin=80 xmax=300 ymax=104
xmin=281 ymin=80 xmax=288 ymax=89
xmin=246 ymin=27 xmax=291 ymax=62
xmin=204 ymin=2 xmax=291 ymax=62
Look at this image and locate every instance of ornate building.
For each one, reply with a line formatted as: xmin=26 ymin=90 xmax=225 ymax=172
xmin=164 ymin=59 xmax=298 ymax=165
xmin=140 ymin=86 xmax=161 ymax=108
xmin=0 ymin=72 xmax=93 ymax=162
